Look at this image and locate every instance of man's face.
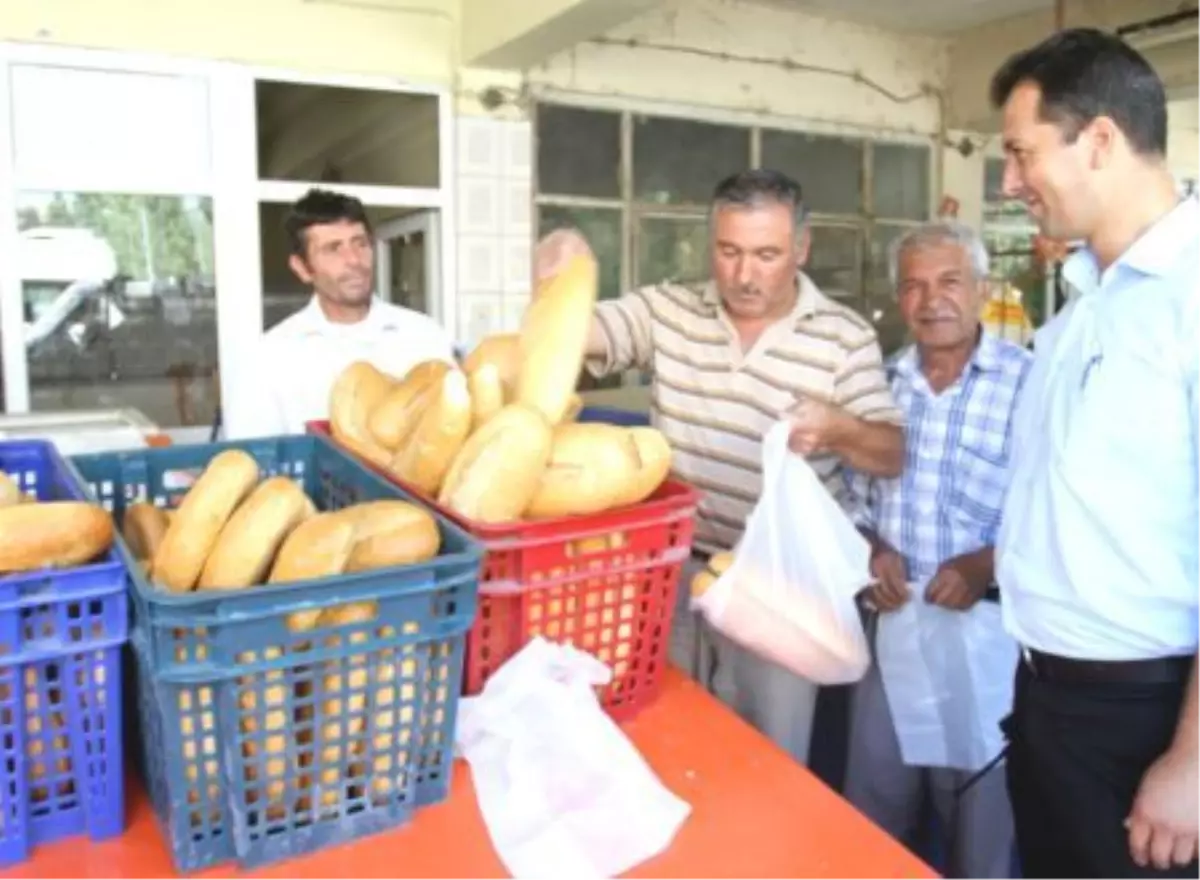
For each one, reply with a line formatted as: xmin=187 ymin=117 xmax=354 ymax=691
xmin=289 ymin=219 xmax=374 ymax=308
xmin=710 ymin=202 xmax=807 ymax=321
xmin=1000 ymin=81 xmax=1102 ymax=240
xmin=896 ymin=241 xmax=985 ymax=352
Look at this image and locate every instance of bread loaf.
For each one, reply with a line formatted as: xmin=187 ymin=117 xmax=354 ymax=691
xmin=0 ymin=502 xmax=115 ymax=573
xmin=330 ymin=362 xmax=395 ymax=467
xmin=462 ymin=334 xmax=520 ymax=399
xmin=368 ymin=359 xmax=451 ymax=450
xmin=387 ymin=371 xmax=473 ymax=495
xmin=515 ymin=255 xmax=598 ymax=424
xmin=344 ymin=500 xmax=440 ymax=572
xmin=438 ymin=404 xmax=553 ymax=523
xmin=526 ymin=423 xmax=672 ymax=518
xmin=691 ymin=551 xmax=734 ymax=598
xmin=122 ymin=502 xmax=170 ymax=567
xmin=609 ymin=427 xmax=673 ymax=508
xmin=152 ymin=450 xmax=260 ymax=592
xmin=466 ymin=363 xmax=504 ymax=433
xmin=0 ymin=472 xmax=21 ymax=508
xmin=560 ymin=394 xmax=584 ymax=425
xmin=198 ymin=477 xmax=314 ymax=590
xmin=268 ymin=511 xmax=357 ymax=585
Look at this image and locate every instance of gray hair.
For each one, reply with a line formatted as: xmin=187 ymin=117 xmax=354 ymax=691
xmin=710 ymin=169 xmax=810 ymax=231
xmin=887 ymin=221 xmax=990 ymax=290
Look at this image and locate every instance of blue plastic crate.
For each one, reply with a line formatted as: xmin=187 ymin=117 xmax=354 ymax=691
xmin=69 ymin=434 xmax=482 ymax=872
xmin=0 ymin=440 xmax=129 ymax=868
xmin=578 ymin=405 xmax=651 ymax=427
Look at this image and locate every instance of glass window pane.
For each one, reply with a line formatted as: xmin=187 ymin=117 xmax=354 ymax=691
xmin=633 ymin=116 xmax=749 ymax=205
xmin=806 ymin=225 xmax=862 ymax=301
xmin=536 ymin=105 xmax=621 ymax=199
xmin=761 ymin=131 xmax=863 ymax=215
xmin=985 ymin=227 xmax=1048 ymax=329
xmin=872 ymin=143 xmax=930 ymax=221
xmin=864 ymin=222 xmax=913 ymax=356
xmin=16 ymin=192 xmax=218 ymax=429
xmin=636 ymin=217 xmax=708 ymax=287
xmin=537 ymin=204 xmax=623 ymax=301
xmin=256 ymin=81 xmax=439 ymax=188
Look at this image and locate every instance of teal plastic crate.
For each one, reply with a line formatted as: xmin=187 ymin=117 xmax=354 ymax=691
xmin=70 ymin=435 xmax=482 ymax=872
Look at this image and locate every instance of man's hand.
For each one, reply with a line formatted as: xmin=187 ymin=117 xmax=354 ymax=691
xmin=787 ymin=396 xmax=850 ymax=457
xmin=1127 ymin=746 xmax=1199 ymax=870
xmin=924 ymin=556 xmax=989 ymax=611
xmin=534 ymin=228 xmax=593 ymax=285
xmin=866 ymin=544 xmax=910 ymax=612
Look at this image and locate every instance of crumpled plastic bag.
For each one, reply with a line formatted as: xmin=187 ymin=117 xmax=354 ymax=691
xmin=692 ymin=420 xmax=871 ymax=685
xmin=454 ymin=637 xmax=691 ymax=879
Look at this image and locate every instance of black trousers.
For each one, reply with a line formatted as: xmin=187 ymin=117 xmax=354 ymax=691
xmin=1006 ymin=660 xmax=1198 ymax=879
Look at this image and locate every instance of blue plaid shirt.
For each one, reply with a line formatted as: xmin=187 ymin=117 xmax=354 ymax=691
xmin=847 ymin=332 xmax=1033 ymax=585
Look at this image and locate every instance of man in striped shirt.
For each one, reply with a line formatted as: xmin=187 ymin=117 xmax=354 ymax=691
xmin=536 ymin=169 xmax=904 ymax=766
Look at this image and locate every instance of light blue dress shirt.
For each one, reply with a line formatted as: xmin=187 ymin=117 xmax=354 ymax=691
xmin=998 ymin=195 xmax=1200 ymax=661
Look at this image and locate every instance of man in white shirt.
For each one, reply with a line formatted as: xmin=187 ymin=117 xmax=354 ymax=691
xmin=224 ymin=189 xmax=455 ymax=439
xmin=991 ymin=28 xmax=1198 ymax=878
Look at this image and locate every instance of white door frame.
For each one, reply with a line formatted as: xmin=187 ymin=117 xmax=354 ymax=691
xmin=374 ymin=210 xmax=442 ymax=322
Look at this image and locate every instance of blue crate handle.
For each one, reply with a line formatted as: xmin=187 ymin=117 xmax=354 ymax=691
xmin=144 ymin=565 xmax=478 ymax=629
xmin=0 ymin=634 xmax=127 ymax=670
xmin=0 ymin=578 xmax=126 ymax=613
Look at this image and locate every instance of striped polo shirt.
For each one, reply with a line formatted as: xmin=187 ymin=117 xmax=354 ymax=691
xmin=586 ymin=273 xmax=904 ymax=555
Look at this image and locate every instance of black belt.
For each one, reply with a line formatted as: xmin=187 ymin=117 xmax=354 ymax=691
xmin=1022 ymin=648 xmax=1193 ymax=686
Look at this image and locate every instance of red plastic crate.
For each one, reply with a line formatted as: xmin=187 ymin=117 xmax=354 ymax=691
xmin=306 ymin=420 xmax=699 ymax=719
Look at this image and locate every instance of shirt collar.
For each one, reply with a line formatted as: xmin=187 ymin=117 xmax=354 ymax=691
xmin=1063 ymin=194 xmax=1198 ymax=293
xmin=894 ymin=329 xmax=1004 ymax=382
xmin=291 ymin=295 xmax=399 ymax=336
xmin=700 ymin=271 xmax=820 ymax=324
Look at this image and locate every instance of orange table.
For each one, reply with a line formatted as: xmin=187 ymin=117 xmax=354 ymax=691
xmin=3 ymin=670 xmax=935 ymax=879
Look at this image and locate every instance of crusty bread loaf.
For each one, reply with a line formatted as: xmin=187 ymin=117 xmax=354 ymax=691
xmin=329 ymin=361 xmax=395 ymax=467
xmin=438 ymin=404 xmax=553 ymax=523
xmin=368 ymin=359 xmax=451 ymax=450
xmin=387 ymin=371 xmax=473 ymax=495
xmin=690 ymin=551 xmax=734 ymax=598
xmin=122 ymin=502 xmax=171 ymax=567
xmin=560 ymin=393 xmax=584 ymax=425
xmin=198 ymin=477 xmax=314 ymax=590
xmin=515 ymin=255 xmax=598 ymax=425
xmin=0 ymin=502 xmax=115 ymax=573
xmin=467 ymin=363 xmax=505 ymax=433
xmin=268 ymin=511 xmax=357 ymax=585
xmin=0 ymin=472 xmax=21 ymax=508
xmin=343 ymin=500 xmax=441 ymax=572
xmin=462 ymin=334 xmax=520 ymax=399
xmin=526 ymin=423 xmax=672 ymax=518
xmin=609 ymin=426 xmax=673 ymax=508
xmin=153 ymin=450 xmax=260 ymax=592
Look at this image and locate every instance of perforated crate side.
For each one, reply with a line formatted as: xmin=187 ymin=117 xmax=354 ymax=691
xmin=0 ymin=646 xmax=124 ymax=867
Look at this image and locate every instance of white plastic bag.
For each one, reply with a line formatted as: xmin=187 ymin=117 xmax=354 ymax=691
xmin=692 ymin=420 xmax=871 ymax=685
xmin=877 ymin=592 xmax=1019 ymax=772
xmin=454 ymin=638 xmax=691 ymax=879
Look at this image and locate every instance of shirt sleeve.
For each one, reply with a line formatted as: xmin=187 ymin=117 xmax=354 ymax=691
xmin=833 ymin=328 xmax=904 ymax=425
xmin=584 ymin=288 xmax=656 ymax=378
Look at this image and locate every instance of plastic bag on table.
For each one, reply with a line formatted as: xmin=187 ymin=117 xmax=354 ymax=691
xmin=692 ymin=420 xmax=871 ymax=685
xmin=454 ymin=637 xmax=691 ymax=879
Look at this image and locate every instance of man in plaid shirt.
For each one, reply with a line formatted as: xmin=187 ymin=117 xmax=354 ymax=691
xmin=842 ymin=221 xmax=1032 ymax=878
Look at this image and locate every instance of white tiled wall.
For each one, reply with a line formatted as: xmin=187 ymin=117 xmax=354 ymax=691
xmin=455 ymin=115 xmax=534 ymax=349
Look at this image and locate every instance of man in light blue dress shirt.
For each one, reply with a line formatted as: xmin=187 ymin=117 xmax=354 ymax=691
xmin=991 ymin=28 xmax=1198 ymax=878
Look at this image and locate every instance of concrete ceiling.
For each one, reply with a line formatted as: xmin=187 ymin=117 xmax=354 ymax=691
xmin=748 ymin=0 xmax=1056 ymax=33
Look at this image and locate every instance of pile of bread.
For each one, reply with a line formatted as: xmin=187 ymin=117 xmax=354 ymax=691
xmin=0 ymin=472 xmax=115 ymax=575
xmin=125 ymin=448 xmax=442 ymax=595
xmin=329 ymin=254 xmax=672 ymax=523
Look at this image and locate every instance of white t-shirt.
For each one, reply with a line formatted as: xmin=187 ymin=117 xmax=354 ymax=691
xmin=223 ymin=296 xmax=456 ymax=440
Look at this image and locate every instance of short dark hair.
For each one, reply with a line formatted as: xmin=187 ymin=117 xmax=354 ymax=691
xmin=711 ymin=169 xmax=809 ymax=226
xmin=284 ymin=188 xmax=373 ymax=258
xmin=989 ymin=27 xmax=1167 ymax=157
